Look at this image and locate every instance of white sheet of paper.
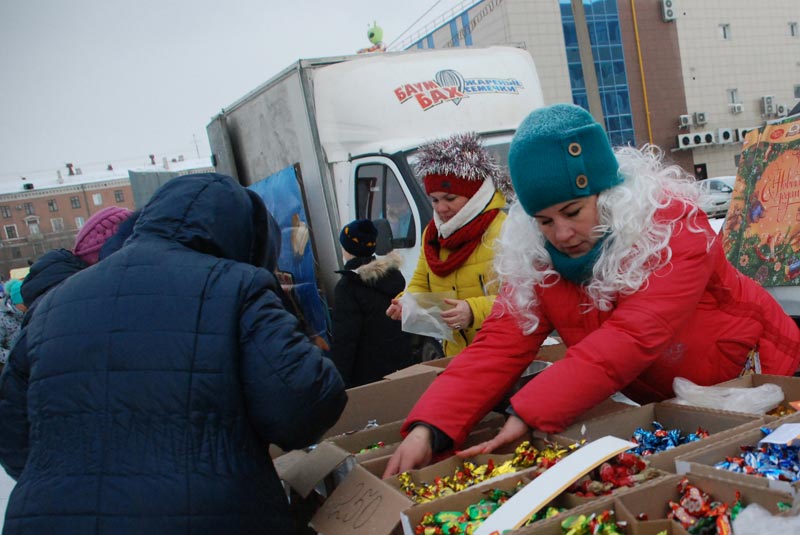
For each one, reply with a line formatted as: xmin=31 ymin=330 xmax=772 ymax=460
xmin=474 ymin=435 xmax=636 ymax=535
xmin=759 ymin=423 xmax=800 ymax=446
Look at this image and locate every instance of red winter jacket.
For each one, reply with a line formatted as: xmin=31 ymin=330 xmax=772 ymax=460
xmin=403 ymin=205 xmax=800 ymax=444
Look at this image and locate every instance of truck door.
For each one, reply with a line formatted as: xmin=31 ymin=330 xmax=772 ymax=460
xmin=352 ymin=157 xmax=428 ymax=281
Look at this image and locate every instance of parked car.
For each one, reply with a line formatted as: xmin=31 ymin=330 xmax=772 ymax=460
xmin=698 ymin=176 xmax=735 ymax=218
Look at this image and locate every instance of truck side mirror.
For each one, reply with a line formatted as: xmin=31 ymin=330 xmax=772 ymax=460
xmin=373 ymin=218 xmax=394 ymax=255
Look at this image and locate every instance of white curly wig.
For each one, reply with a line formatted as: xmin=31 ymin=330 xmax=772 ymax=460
xmin=494 ymin=144 xmax=714 ymax=334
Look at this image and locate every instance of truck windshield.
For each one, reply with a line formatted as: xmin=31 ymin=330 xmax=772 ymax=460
xmin=405 ymin=133 xmax=514 ymax=184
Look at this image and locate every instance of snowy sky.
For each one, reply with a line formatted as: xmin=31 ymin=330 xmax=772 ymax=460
xmin=0 ymin=0 xmax=468 ymax=185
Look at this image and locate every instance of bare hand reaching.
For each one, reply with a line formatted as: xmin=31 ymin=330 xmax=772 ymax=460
xmin=382 ymin=425 xmax=433 ymax=478
xmin=456 ymin=414 xmax=530 ymax=458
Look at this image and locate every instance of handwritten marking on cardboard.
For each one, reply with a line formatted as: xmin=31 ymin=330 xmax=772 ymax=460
xmin=474 ymin=435 xmax=635 ymax=535
xmin=321 ymin=481 xmax=383 ymax=529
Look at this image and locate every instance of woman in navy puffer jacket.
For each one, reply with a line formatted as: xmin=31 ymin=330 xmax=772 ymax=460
xmin=0 ymin=173 xmax=347 ymax=534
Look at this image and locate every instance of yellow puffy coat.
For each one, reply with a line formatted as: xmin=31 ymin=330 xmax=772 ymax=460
xmin=406 ymin=191 xmax=506 ymax=356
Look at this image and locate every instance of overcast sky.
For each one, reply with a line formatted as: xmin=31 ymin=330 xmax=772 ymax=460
xmin=0 ymin=0 xmax=466 ymax=184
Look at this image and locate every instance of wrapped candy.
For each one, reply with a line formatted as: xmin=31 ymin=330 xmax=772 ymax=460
xmin=413 ymin=485 xmax=566 ymax=535
xmin=569 ymin=452 xmax=660 ymax=497
xmin=766 ymin=403 xmax=796 ymax=418
xmin=713 ymin=428 xmax=800 ymax=483
xmin=629 ymin=421 xmax=709 ymax=456
xmin=356 ymin=440 xmax=385 ymax=454
xmin=400 ymin=440 xmax=575 ymax=503
xmin=667 ymin=477 xmax=742 ymax=534
xmin=560 ymin=510 xmax=626 ymax=535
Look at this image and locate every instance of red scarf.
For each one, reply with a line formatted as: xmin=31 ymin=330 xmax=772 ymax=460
xmin=424 ymin=209 xmax=499 ymax=277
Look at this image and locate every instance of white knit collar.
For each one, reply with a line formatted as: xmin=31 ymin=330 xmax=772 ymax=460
xmin=434 ymin=179 xmax=495 ymax=239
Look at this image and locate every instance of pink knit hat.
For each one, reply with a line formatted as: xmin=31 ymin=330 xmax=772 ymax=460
xmin=74 ymin=206 xmax=134 ymax=265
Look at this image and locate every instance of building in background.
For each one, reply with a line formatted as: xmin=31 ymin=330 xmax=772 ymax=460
xmin=394 ymin=0 xmax=799 ymax=178
xmin=0 ymin=157 xmax=213 ymax=278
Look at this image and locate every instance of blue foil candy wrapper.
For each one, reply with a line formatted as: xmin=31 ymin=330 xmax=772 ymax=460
xmin=628 ymin=421 xmax=708 ymax=456
xmin=713 ymin=428 xmax=800 ymax=482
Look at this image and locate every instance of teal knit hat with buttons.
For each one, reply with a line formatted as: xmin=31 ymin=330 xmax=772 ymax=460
xmin=508 ymin=104 xmax=622 ymax=216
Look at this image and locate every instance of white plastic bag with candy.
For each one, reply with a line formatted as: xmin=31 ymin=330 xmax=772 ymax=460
xmin=671 ymin=376 xmax=784 ymax=414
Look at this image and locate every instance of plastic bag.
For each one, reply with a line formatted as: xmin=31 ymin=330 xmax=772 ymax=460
xmin=671 ymin=377 xmax=784 ymax=414
xmin=399 ymin=291 xmax=456 ymax=342
xmin=732 ymin=503 xmax=800 ymax=534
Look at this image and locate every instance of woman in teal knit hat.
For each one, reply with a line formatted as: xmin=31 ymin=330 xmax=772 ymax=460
xmin=384 ymin=103 xmax=800 ymax=475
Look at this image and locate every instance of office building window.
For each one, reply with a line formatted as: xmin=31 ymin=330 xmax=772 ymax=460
xmin=51 ymin=218 xmax=64 ymax=232
xmin=114 ymin=190 xmax=125 ymax=202
xmin=28 ymin=222 xmax=40 ymax=236
xmin=48 ymin=199 xmax=58 ymax=212
xmin=92 ymin=193 xmax=103 ymax=206
xmin=75 ymin=216 xmax=85 ymax=229
xmin=727 ymin=88 xmax=739 ymax=104
xmin=12 ymin=248 xmax=21 ymax=259
xmin=23 ymin=203 xmax=34 ymax=215
xmin=4 ymin=225 xmax=18 ymax=239
xmin=720 ymin=24 xmax=731 ymax=40
xmin=70 ymin=196 xmax=81 ymax=209
xmin=559 ymin=0 xmax=635 ymax=146
xmin=0 ymin=206 xmax=10 ymax=219
xmin=790 ymin=22 xmax=798 ymax=37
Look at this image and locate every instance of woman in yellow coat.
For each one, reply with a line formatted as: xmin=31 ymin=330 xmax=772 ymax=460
xmin=386 ymin=132 xmax=506 ymax=356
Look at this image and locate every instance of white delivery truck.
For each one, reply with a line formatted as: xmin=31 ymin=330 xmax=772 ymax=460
xmin=206 ymin=46 xmax=544 ymax=356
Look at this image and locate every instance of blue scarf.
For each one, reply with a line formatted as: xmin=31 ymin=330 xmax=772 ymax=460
xmin=545 ymin=235 xmax=607 ymax=285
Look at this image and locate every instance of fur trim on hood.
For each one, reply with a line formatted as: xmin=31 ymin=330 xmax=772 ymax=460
xmin=352 ymin=251 xmax=403 ymax=284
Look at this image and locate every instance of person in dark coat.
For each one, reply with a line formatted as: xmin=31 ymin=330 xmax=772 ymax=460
xmin=332 ymin=219 xmax=414 ymax=387
xmin=0 ymin=173 xmax=347 ymax=534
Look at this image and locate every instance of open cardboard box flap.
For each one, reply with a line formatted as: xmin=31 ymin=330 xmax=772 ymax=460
xmin=275 ymin=442 xmax=352 ymax=498
xmin=310 ymin=463 xmax=412 ymax=535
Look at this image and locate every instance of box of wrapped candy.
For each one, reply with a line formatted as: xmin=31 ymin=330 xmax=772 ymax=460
xmin=399 ymin=470 xmax=623 ymax=535
xmin=674 ymin=414 xmax=800 ymax=495
xmin=612 ymin=473 xmax=794 ymax=535
xmin=312 ymin=437 xmax=579 ymax=535
xmin=552 ymin=402 xmax=768 ymax=472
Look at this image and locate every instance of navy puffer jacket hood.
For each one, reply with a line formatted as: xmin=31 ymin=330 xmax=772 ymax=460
xmin=0 ymin=173 xmax=347 ymax=534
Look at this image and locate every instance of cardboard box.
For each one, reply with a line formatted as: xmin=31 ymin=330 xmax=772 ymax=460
xmin=713 ymin=373 xmax=800 ymax=413
xmin=310 ymin=464 xmax=410 ymax=535
xmin=512 ymin=497 xmax=628 ymax=535
xmin=327 ymin=420 xmax=405 ymax=463
xmin=274 ymin=370 xmax=438 ymax=498
xmin=315 ymin=435 xmax=579 ymax=535
xmin=674 ymin=412 xmax=800 ymax=494
xmin=398 ymin=470 xmax=599 ymax=535
xmin=410 ymin=339 xmax=567 ymax=375
xmin=553 ymin=402 xmax=767 ymax=472
xmin=613 ymin=473 xmax=794 ymax=535
xmin=324 ymin=368 xmax=438 ymax=438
